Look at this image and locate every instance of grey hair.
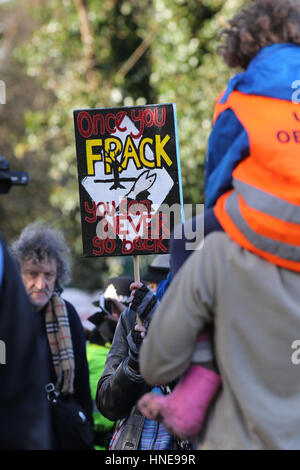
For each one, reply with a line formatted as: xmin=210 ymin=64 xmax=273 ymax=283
xmin=11 ymin=222 xmax=71 ymax=290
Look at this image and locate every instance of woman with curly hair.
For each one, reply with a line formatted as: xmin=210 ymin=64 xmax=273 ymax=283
xmin=136 ymin=0 xmax=300 ymax=449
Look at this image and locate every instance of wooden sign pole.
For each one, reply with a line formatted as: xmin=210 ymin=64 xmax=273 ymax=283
xmin=133 ymin=255 xmax=140 ymax=283
xmin=133 ymin=255 xmax=142 ymax=325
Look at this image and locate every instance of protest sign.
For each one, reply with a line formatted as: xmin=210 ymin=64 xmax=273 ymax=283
xmin=73 ymin=103 xmax=183 ymax=257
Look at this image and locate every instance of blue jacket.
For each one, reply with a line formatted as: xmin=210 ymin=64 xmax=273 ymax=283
xmin=205 ymin=43 xmax=300 ymax=209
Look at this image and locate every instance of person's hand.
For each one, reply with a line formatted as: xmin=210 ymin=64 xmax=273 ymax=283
xmin=134 ymin=322 xmax=147 ymax=339
xmin=127 ymin=323 xmax=147 ymax=373
xmin=129 ymin=281 xmax=143 ymax=303
xmin=129 ymin=282 xmax=158 ymax=323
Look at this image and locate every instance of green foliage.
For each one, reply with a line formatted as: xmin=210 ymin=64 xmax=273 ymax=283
xmin=0 ymin=0 xmax=244 ymax=291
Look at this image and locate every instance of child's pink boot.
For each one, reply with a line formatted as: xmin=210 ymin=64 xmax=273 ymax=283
xmin=137 ymin=365 xmax=221 ymax=440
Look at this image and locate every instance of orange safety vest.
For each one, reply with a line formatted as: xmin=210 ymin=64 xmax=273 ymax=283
xmin=213 ymin=90 xmax=300 ymax=272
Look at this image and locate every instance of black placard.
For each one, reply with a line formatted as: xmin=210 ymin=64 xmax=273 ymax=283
xmin=73 ymin=103 xmax=183 ymax=257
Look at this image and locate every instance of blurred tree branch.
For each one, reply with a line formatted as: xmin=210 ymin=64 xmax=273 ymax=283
xmin=115 ymin=28 xmax=157 ymax=82
xmin=73 ymin=0 xmax=99 ymax=91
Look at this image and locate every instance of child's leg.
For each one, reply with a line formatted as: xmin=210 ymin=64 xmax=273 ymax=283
xmin=137 ymin=333 xmax=221 ymax=441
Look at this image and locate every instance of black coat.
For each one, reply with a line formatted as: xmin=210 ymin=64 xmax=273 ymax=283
xmin=38 ymin=299 xmax=93 ymax=449
xmin=39 ymin=299 xmax=93 ymax=421
xmin=0 ymin=235 xmax=52 ymax=449
xmin=96 ymin=307 xmax=151 ymax=449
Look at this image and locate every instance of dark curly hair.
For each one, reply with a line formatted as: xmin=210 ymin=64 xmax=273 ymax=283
xmin=218 ymin=0 xmax=300 ymax=69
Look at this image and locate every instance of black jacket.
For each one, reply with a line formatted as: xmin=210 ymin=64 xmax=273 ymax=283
xmin=39 ymin=299 xmax=93 ymax=422
xmin=38 ymin=298 xmax=93 ymax=449
xmin=0 ymin=235 xmax=52 ymax=449
xmin=96 ymin=307 xmax=152 ymax=449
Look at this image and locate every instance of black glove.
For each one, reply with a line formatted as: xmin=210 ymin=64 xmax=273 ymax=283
xmin=127 ymin=328 xmax=144 ymax=373
xmin=130 ymin=285 xmax=158 ymax=322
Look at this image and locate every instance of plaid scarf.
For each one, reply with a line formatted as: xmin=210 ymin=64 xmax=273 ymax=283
xmin=45 ymin=294 xmax=75 ymax=394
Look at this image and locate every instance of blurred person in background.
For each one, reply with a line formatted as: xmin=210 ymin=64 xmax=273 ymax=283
xmin=0 ymin=232 xmax=52 ymax=449
xmin=85 ymin=276 xmax=133 ymax=450
xmin=95 ymin=278 xmax=192 ymax=451
xmin=11 ymin=222 xmax=93 ymax=450
xmin=0 ymin=156 xmax=51 ymax=449
xmin=142 ymin=254 xmax=170 ymax=293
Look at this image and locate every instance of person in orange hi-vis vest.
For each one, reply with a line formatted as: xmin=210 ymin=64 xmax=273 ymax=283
xmin=136 ymin=0 xmax=300 ymax=449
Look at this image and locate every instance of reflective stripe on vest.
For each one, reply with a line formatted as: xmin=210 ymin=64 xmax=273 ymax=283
xmin=226 ymin=191 xmax=300 ymax=261
xmin=233 ymin=179 xmax=300 ymax=224
xmin=214 ymin=91 xmax=300 ymax=271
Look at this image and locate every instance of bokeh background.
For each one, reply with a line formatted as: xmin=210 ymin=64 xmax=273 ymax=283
xmin=0 ymin=0 xmax=245 ymax=291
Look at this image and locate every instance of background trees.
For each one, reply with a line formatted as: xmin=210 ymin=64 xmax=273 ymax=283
xmin=0 ymin=0 xmax=244 ymax=291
